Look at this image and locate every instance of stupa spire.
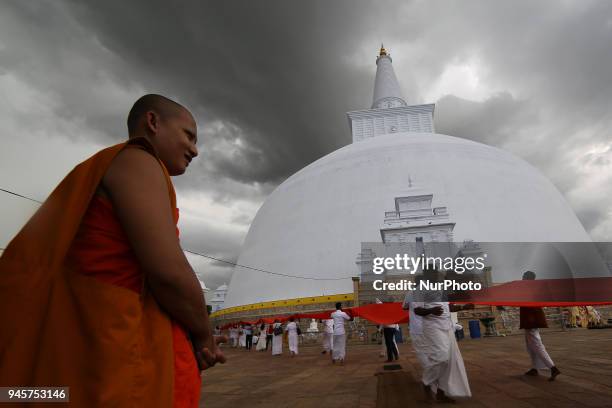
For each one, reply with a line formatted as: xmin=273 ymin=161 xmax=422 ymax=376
xmin=346 ymin=44 xmax=435 ymax=142
xmin=372 ymin=44 xmax=407 ymax=109
xmin=379 ymin=43 xmax=387 ymax=56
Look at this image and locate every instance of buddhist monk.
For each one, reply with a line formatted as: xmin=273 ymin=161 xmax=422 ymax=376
xmin=0 ymin=94 xmax=225 ymax=407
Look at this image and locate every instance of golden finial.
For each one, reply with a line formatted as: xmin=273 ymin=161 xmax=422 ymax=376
xmin=379 ymin=43 xmax=387 ymax=56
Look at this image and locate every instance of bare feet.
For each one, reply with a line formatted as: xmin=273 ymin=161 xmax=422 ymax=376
xmin=436 ymin=389 xmax=455 ymax=403
xmin=422 ymin=383 xmax=434 ymax=401
xmin=524 ymin=368 xmax=539 ymax=376
xmin=549 ymin=366 xmax=561 ymax=381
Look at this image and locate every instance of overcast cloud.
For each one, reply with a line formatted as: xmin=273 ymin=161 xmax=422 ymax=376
xmin=1 ymin=1 xmax=611 ymax=291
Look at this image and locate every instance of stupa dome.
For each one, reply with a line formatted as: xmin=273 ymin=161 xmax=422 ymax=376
xmin=223 ymin=131 xmax=590 ymax=308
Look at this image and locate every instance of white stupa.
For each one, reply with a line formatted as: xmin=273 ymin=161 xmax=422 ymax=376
xmin=223 ymin=45 xmax=591 ymax=309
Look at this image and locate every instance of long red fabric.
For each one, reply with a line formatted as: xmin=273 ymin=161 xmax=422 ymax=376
xmin=219 ymin=277 xmax=612 ymax=328
xmin=451 ymin=277 xmax=612 ymax=307
xmin=219 ymin=303 xmax=409 ymax=328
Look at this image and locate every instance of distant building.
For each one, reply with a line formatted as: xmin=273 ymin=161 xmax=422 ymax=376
xmin=210 ymin=284 xmax=228 ymax=312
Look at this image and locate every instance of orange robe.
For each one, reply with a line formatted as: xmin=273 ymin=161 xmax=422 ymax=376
xmin=0 ymin=138 xmax=200 ymax=407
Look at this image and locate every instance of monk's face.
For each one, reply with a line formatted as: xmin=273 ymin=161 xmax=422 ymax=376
xmin=153 ymin=109 xmax=199 ymax=176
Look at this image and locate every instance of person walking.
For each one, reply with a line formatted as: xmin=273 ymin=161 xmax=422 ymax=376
xmin=521 ymin=271 xmax=561 ymax=381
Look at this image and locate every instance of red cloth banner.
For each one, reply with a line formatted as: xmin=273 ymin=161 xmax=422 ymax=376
xmin=217 ymin=278 xmax=612 ymax=329
xmin=345 ymin=302 xmax=409 ymax=325
xmin=452 ymin=277 xmax=612 ymax=306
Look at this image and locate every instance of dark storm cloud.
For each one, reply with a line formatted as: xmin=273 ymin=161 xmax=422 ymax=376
xmin=53 ymin=1 xmax=385 ymax=186
xmin=1 ymin=0 xmax=611 ymax=255
xmin=435 ymin=93 xmax=537 ymax=146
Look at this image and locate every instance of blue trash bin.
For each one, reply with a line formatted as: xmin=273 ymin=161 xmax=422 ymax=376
xmin=468 ymin=320 xmax=481 ymax=339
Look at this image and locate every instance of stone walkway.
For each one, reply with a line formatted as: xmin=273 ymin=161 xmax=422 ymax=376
xmin=201 ymin=329 xmax=612 ymax=407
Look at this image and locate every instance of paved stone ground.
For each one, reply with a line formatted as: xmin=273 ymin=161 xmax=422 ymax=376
xmin=200 ymin=329 xmax=612 ymax=407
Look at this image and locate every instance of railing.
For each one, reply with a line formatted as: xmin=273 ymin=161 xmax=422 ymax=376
xmin=384 ymin=207 xmax=449 ymax=222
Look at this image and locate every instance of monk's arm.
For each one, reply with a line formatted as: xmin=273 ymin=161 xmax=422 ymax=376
xmin=414 ymin=306 xmax=443 ymax=316
xmin=103 ymin=148 xmax=212 ymax=345
xmin=449 ymin=303 xmax=474 ymax=312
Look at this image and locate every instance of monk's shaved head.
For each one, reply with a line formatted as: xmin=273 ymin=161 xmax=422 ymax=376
xmin=127 ymin=94 xmax=190 ymax=137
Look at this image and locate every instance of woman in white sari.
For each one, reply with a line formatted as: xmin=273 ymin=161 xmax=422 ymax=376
xmin=256 ymin=323 xmax=268 ymax=351
xmin=272 ymin=320 xmax=283 ymax=356
xmin=238 ymin=325 xmax=246 ymax=348
xmin=286 ymin=317 xmax=299 ymax=356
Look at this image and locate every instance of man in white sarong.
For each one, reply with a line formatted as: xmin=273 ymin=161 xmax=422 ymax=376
xmin=331 ymin=302 xmax=353 ymax=364
xmin=271 ymin=320 xmax=283 ymax=356
xmin=404 ymin=270 xmax=473 ymax=402
xmin=520 ymin=271 xmax=561 ymax=380
xmin=286 ymin=317 xmax=299 ymax=356
xmin=321 ymin=319 xmax=334 ymax=355
xmin=229 ymin=325 xmax=239 ymax=348
xmin=238 ymin=325 xmax=246 ymax=348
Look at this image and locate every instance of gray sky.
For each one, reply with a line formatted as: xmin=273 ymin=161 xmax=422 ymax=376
xmin=1 ymin=1 xmax=611 ymax=291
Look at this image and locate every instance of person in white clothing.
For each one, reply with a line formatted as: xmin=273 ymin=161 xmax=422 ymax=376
xmin=331 ymin=302 xmax=353 ymax=364
xmin=403 ymin=292 xmax=428 ymax=368
xmin=229 ymin=325 xmax=239 ymax=348
xmin=286 ymin=317 xmax=299 ymax=356
xmin=404 ymin=268 xmax=473 ymax=402
xmin=256 ymin=323 xmax=268 ymax=351
xmin=520 ymin=271 xmax=561 ymax=381
xmin=238 ymin=325 xmax=246 ymax=348
xmin=321 ymin=319 xmax=334 ymax=355
xmin=271 ymin=319 xmax=283 ymax=356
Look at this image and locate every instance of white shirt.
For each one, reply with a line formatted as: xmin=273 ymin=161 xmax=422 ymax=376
xmin=324 ymin=319 xmax=334 ymax=334
xmin=422 ymin=301 xmax=453 ymax=331
xmin=331 ymin=310 xmax=351 ymax=335
xmin=286 ymin=321 xmax=298 ymax=334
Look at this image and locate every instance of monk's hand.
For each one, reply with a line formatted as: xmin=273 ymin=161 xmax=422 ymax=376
xmin=430 ymin=306 xmax=444 ymax=316
xmin=196 ymin=335 xmax=227 ymax=371
xmin=462 ymin=303 xmax=475 ymax=310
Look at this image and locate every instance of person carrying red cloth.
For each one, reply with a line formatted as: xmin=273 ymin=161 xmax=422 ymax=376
xmin=520 ymin=271 xmax=561 ymax=381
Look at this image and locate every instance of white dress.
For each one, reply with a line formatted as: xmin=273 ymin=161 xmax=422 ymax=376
xmin=239 ymin=329 xmax=246 ymax=348
xmin=286 ymin=322 xmax=299 ymax=355
xmin=322 ymin=319 xmax=334 ymax=352
xmin=229 ymin=328 xmax=239 ymax=347
xmin=256 ymin=326 xmax=268 ymax=351
xmin=272 ymin=323 xmax=283 ymax=355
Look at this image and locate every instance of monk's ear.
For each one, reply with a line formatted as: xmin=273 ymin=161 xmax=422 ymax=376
xmin=145 ymin=110 xmax=161 ymax=135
